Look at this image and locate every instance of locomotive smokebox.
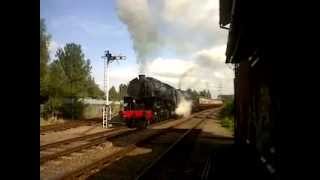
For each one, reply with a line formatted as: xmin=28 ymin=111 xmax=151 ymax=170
xmin=139 ymin=74 xmax=146 ymax=80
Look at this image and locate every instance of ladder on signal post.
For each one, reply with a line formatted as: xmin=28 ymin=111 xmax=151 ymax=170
xmin=103 ymin=105 xmax=107 ymax=128
xmin=102 ymin=50 xmax=126 ymax=128
xmin=103 ymin=104 xmax=112 ymax=128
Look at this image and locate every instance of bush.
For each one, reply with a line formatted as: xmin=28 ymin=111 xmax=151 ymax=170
xmin=221 ymin=116 xmax=234 ymax=132
xmin=219 ymin=99 xmax=234 ymax=117
xmin=219 ymin=99 xmax=235 ymax=132
xmin=42 ymin=98 xmax=86 ymax=120
xmin=60 ymin=99 xmax=86 ymax=119
xmin=42 ymin=97 xmax=64 ymax=120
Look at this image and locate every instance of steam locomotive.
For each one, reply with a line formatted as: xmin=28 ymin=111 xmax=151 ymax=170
xmin=119 ymin=75 xmax=221 ymax=128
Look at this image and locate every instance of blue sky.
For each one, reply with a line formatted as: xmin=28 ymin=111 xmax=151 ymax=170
xmin=40 ymin=0 xmax=234 ymax=97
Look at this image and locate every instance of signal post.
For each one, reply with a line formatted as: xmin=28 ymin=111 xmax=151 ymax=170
xmin=101 ymin=50 xmax=126 ymax=128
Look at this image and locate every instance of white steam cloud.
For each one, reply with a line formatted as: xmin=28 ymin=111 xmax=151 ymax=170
xmin=175 ymin=96 xmax=192 ymax=117
xmin=116 ymin=0 xmax=161 ymax=73
xmin=178 ymin=45 xmax=233 ymax=91
xmin=115 ymin=0 xmax=233 ymax=97
xmin=116 ymin=0 xmax=227 ymax=73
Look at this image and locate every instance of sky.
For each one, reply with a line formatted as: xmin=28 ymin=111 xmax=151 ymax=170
xmin=40 ymin=0 xmax=234 ymax=98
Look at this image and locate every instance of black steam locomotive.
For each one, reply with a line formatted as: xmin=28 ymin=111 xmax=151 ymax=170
xmin=119 ymin=75 xmax=193 ymax=127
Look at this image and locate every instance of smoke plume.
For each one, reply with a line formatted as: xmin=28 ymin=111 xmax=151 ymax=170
xmin=178 ymin=66 xmax=196 ymax=89
xmin=177 ymin=45 xmax=232 ymax=91
xmin=175 ymin=96 xmax=192 ymax=117
xmin=116 ymin=0 xmax=227 ymax=73
xmin=116 ymin=0 xmax=160 ymax=73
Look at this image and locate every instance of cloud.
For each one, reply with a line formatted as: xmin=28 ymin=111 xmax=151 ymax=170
xmin=146 ymin=57 xmax=194 ymax=76
xmin=94 ymin=64 xmax=139 ymax=91
xmin=160 ymin=0 xmax=226 ymax=49
xmin=116 ymin=0 xmax=228 ymax=72
xmin=117 ymin=0 xmax=161 ymax=73
xmin=144 ymin=45 xmax=234 ymax=97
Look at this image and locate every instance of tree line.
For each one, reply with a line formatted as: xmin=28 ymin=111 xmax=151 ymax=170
xmin=108 ymin=84 xmax=128 ymax=101
xmin=40 ymin=18 xmax=105 ymax=120
xmin=186 ymin=88 xmax=212 ymax=100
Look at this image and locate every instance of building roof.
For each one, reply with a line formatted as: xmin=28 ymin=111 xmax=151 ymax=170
xmin=219 ymin=0 xmax=268 ymax=64
xmin=219 ymin=0 xmax=234 ymax=27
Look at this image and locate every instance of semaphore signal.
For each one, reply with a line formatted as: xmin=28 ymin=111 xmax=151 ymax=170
xmin=101 ymin=50 xmax=126 ymax=128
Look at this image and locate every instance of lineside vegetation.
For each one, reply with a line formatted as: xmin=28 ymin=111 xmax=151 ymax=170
xmin=219 ymin=99 xmax=235 ymax=132
xmin=40 ymin=18 xmax=104 ymax=120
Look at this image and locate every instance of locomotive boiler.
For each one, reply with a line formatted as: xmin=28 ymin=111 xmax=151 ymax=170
xmin=120 ymin=75 xmax=184 ymax=127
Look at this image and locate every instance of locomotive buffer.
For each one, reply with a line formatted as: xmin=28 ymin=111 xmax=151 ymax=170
xmin=101 ymin=50 xmax=126 ymax=128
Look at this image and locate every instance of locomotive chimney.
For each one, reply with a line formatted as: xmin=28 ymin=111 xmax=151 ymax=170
xmin=139 ymin=74 xmax=146 ymax=80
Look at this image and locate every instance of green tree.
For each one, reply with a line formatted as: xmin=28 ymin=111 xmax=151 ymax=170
xmin=55 ymin=43 xmax=91 ymax=98
xmin=45 ymin=43 xmax=103 ymax=119
xmin=109 ymin=86 xmax=119 ymax=101
xmin=43 ymin=61 xmax=68 ymax=119
xmin=199 ymin=90 xmax=206 ymax=97
xmin=118 ymin=84 xmax=128 ymax=100
xmin=40 ymin=18 xmax=51 ymax=99
xmin=42 ymin=41 xmax=106 ymax=119
xmin=87 ymin=77 xmax=105 ymax=99
xmin=191 ymin=89 xmax=199 ymax=100
xmin=198 ymin=89 xmax=211 ymax=98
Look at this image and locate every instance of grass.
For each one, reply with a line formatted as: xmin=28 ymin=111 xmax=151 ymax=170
xmin=40 ymin=118 xmax=65 ymax=126
xmin=221 ymin=116 xmax=234 ymax=132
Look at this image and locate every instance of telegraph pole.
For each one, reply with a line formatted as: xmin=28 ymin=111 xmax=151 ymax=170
xmin=101 ymin=50 xmax=126 ymax=128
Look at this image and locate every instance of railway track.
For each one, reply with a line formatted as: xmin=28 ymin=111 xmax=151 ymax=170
xmin=40 ymin=127 xmax=131 ymax=164
xmin=135 ymin=110 xmax=233 ymax=180
xmin=135 ymin=119 xmax=205 ymax=180
xmin=40 ymin=117 xmax=184 ymax=165
xmin=59 ymin=110 xmax=212 ymax=180
xmin=40 ymin=118 xmax=101 ymax=134
xmin=40 ymin=127 xmax=126 ymax=151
